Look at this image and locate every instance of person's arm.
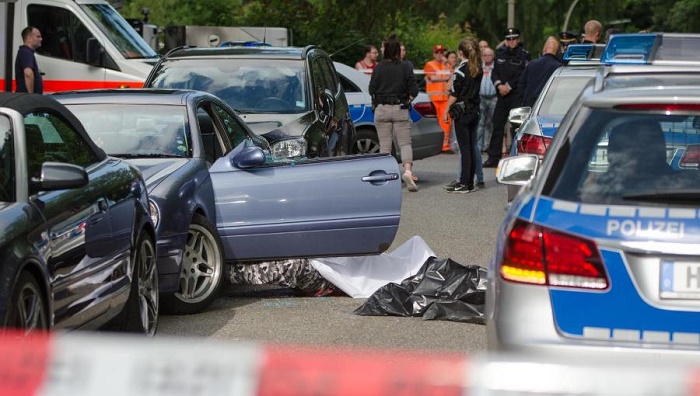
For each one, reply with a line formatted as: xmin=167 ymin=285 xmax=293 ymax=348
xmin=443 ymin=69 xmax=463 ymax=122
xmin=23 ymin=67 xmax=35 ymax=93
xmin=405 ymin=64 xmax=418 ymax=101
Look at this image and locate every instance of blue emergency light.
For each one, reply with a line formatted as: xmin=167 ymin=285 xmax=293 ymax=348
xmin=563 ymin=44 xmax=596 ymax=61
xmin=599 ymin=34 xmax=657 ymax=65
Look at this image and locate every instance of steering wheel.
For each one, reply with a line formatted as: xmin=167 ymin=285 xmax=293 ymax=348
xmin=255 ymin=97 xmax=290 ymax=110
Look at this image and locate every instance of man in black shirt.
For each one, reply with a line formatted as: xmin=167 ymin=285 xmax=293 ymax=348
xmin=15 ymin=26 xmax=44 ymax=94
xmin=520 ymin=37 xmax=563 ymax=108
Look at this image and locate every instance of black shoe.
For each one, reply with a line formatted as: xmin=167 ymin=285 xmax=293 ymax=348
xmin=443 ymin=179 xmax=459 ymax=190
xmin=483 ymin=159 xmax=499 ymax=168
xmin=476 ymin=181 xmax=485 ymax=189
xmin=446 ymin=183 xmax=474 ymax=193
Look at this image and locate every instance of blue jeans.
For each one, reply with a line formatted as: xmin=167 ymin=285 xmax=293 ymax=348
xmin=477 ymin=96 xmax=497 ymax=152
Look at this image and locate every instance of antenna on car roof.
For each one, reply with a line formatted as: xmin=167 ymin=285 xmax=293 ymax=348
xmin=263 ymin=26 xmax=267 ymax=46
xmin=329 ymin=38 xmax=365 ymax=57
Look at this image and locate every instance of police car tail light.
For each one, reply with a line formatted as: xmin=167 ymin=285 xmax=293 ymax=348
xmin=517 ymin=134 xmax=551 ymax=157
xmin=501 ymin=220 xmax=608 ymax=289
xmin=679 ymin=144 xmax=700 ymax=168
xmin=412 ymin=102 xmax=437 ymax=118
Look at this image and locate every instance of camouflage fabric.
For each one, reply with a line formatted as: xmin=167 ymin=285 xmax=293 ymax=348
xmin=228 ymin=259 xmax=339 ymax=296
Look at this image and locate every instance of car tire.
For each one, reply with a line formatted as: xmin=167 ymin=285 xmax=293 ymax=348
xmin=161 ymin=214 xmax=224 ymax=315
xmin=352 ymin=128 xmax=381 ymax=155
xmin=4 ymin=271 xmax=48 ymax=331
xmin=109 ymin=231 xmax=159 ymax=335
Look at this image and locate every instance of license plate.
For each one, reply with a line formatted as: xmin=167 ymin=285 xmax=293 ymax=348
xmin=660 ymin=260 xmax=700 ymax=299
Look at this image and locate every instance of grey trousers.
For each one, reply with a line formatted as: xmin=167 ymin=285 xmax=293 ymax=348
xmin=374 ymin=104 xmax=413 ymax=165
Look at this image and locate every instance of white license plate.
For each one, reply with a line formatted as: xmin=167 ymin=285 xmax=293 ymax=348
xmin=660 ymin=260 xmax=700 ymax=299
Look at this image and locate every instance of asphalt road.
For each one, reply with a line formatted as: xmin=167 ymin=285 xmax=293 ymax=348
xmin=158 ymin=152 xmax=510 ymax=355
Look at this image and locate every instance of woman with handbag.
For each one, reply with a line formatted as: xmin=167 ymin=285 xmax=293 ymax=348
xmin=443 ymin=38 xmax=483 ymax=193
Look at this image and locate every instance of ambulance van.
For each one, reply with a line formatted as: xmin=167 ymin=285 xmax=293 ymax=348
xmin=1 ymin=0 xmax=157 ymax=92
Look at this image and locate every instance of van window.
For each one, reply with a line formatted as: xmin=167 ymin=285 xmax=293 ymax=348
xmin=29 ymin=5 xmax=94 ymax=64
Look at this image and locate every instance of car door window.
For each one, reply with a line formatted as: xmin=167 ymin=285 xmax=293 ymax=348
xmin=198 ymin=107 xmax=228 ymax=164
xmin=24 ymin=112 xmax=99 ymax=180
xmin=29 ymin=5 xmax=94 ymax=64
xmin=0 ymin=115 xmax=14 ymax=202
xmin=212 ymin=104 xmax=249 ymax=149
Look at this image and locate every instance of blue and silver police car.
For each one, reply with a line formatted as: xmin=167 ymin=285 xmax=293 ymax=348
xmin=487 ymin=80 xmax=700 ymax=362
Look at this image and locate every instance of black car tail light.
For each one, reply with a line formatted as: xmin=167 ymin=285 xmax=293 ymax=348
xmin=412 ymin=102 xmax=437 ymax=118
xmin=516 ymin=134 xmax=551 ymax=157
xmin=501 ymin=220 xmax=608 ymax=290
xmin=679 ymin=144 xmax=700 ymax=168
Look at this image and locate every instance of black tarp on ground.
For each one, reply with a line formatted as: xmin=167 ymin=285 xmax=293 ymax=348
xmin=353 ymin=257 xmax=487 ymax=324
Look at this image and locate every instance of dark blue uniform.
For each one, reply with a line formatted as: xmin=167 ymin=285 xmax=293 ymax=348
xmin=519 ymin=53 xmax=563 ymax=108
xmin=15 ymin=45 xmax=43 ymax=94
xmin=450 ymin=60 xmax=482 ymax=189
xmin=485 ymin=45 xmax=529 ymax=165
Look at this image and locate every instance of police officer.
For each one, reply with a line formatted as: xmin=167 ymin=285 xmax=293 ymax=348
xmin=558 ymin=31 xmax=578 ymax=62
xmin=483 ymin=27 xmax=530 ymax=167
xmin=369 ymin=34 xmax=420 ymax=191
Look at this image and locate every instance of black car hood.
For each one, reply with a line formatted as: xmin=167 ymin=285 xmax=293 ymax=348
xmin=124 ymin=158 xmax=190 ymax=192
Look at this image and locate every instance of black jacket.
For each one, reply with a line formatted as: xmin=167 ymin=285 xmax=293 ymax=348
xmin=491 ymin=45 xmax=530 ymax=96
xmin=519 ymin=53 xmax=564 ymax=107
xmin=369 ymin=60 xmax=418 ymax=105
xmin=450 ymin=60 xmax=483 ymax=115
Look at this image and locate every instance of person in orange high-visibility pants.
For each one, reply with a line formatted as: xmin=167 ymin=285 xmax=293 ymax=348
xmin=424 ymin=44 xmax=453 ymax=153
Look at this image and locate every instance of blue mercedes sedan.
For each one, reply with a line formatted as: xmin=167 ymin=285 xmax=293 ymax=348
xmin=55 ymin=89 xmax=401 ymax=315
xmin=0 ymin=93 xmax=157 ymax=334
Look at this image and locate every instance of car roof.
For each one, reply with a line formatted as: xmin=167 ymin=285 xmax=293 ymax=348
xmin=553 ymin=64 xmax=600 ymax=78
xmin=333 ymin=61 xmax=370 ymax=86
xmin=162 ymin=45 xmax=322 ymax=60
xmin=592 ymin=64 xmax=700 ymax=92
xmin=52 ymin=89 xmax=215 ymax=105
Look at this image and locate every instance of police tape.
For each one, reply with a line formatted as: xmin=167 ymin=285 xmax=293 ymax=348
xmin=0 ymin=331 xmax=698 ymax=395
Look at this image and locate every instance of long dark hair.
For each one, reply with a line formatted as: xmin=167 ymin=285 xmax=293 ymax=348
xmin=382 ymin=34 xmax=401 ymax=62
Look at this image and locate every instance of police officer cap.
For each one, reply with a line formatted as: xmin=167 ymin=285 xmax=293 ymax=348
xmin=504 ymin=27 xmax=520 ymax=39
xmin=559 ymin=31 xmax=578 ymax=43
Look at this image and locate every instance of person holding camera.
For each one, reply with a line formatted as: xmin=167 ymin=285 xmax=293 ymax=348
xmin=443 ymin=37 xmax=483 ymax=193
xmin=369 ymin=34 xmax=419 ymax=192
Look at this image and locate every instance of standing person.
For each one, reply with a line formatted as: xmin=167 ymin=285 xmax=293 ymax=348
xmin=355 ymin=45 xmax=379 ymax=72
xmin=423 ymin=44 xmax=452 ymax=153
xmin=483 ymin=27 xmax=529 ymax=167
xmin=519 ymin=37 xmax=563 ymax=108
xmin=369 ymin=35 xmax=420 ymax=192
xmin=443 ymin=38 xmax=482 ymax=193
xmin=445 ymin=50 xmax=458 ymax=70
xmin=581 ymin=20 xmax=603 ymax=44
xmin=558 ymin=31 xmax=578 ymax=61
xmin=477 ymin=46 xmax=497 ymax=154
xmin=15 ymin=26 xmax=43 ymax=94
xmin=400 ymin=43 xmax=414 ymax=69
xmin=478 ymin=40 xmax=490 ymax=52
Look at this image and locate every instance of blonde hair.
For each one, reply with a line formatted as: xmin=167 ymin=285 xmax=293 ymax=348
xmin=458 ymin=37 xmax=481 ymax=78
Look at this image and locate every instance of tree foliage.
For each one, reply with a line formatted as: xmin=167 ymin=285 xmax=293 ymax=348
xmin=116 ymin=0 xmax=700 ymax=66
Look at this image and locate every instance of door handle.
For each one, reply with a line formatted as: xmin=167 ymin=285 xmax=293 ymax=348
xmin=362 ymin=173 xmax=399 ymax=182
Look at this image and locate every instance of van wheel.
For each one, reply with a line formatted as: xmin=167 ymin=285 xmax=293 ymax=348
xmin=110 ymin=232 xmax=158 ymax=335
xmin=4 ymin=272 xmax=48 ymax=332
xmin=162 ymin=214 xmax=224 ymax=315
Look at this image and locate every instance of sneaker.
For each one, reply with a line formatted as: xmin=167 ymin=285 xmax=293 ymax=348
xmin=446 ymin=183 xmax=474 ymax=193
xmin=476 ymin=181 xmax=485 ymax=189
xmin=443 ymin=179 xmax=460 ymax=190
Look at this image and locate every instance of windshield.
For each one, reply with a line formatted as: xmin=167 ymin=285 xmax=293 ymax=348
xmin=80 ymin=3 xmax=157 ymax=59
xmin=66 ymin=104 xmax=189 ymax=157
xmin=550 ymin=109 xmax=700 ymax=205
xmin=538 ymin=76 xmax=593 ymax=116
xmin=148 ymin=59 xmax=308 ymax=114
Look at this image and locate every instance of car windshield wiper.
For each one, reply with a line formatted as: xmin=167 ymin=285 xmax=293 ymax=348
xmin=622 ymin=189 xmax=700 ymax=203
xmin=112 ymin=153 xmax=185 ymax=158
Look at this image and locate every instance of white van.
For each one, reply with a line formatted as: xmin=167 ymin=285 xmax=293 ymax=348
xmin=1 ymin=0 xmax=157 ymax=92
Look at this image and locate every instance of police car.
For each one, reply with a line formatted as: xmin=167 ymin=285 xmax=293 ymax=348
xmin=504 ymin=44 xmax=603 ymax=201
xmin=487 ymin=79 xmax=700 ymax=362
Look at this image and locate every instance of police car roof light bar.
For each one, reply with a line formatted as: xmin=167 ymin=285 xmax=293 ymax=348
xmin=600 ymin=33 xmax=658 ymax=65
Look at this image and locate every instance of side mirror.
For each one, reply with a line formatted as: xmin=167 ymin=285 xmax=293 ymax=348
xmin=37 ymin=162 xmax=88 ymax=191
xmin=508 ymin=107 xmax=531 ymax=126
xmin=231 ymin=145 xmax=266 ymax=169
xmin=86 ymin=38 xmax=104 ymax=66
xmin=496 ymin=155 xmax=539 ymax=185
